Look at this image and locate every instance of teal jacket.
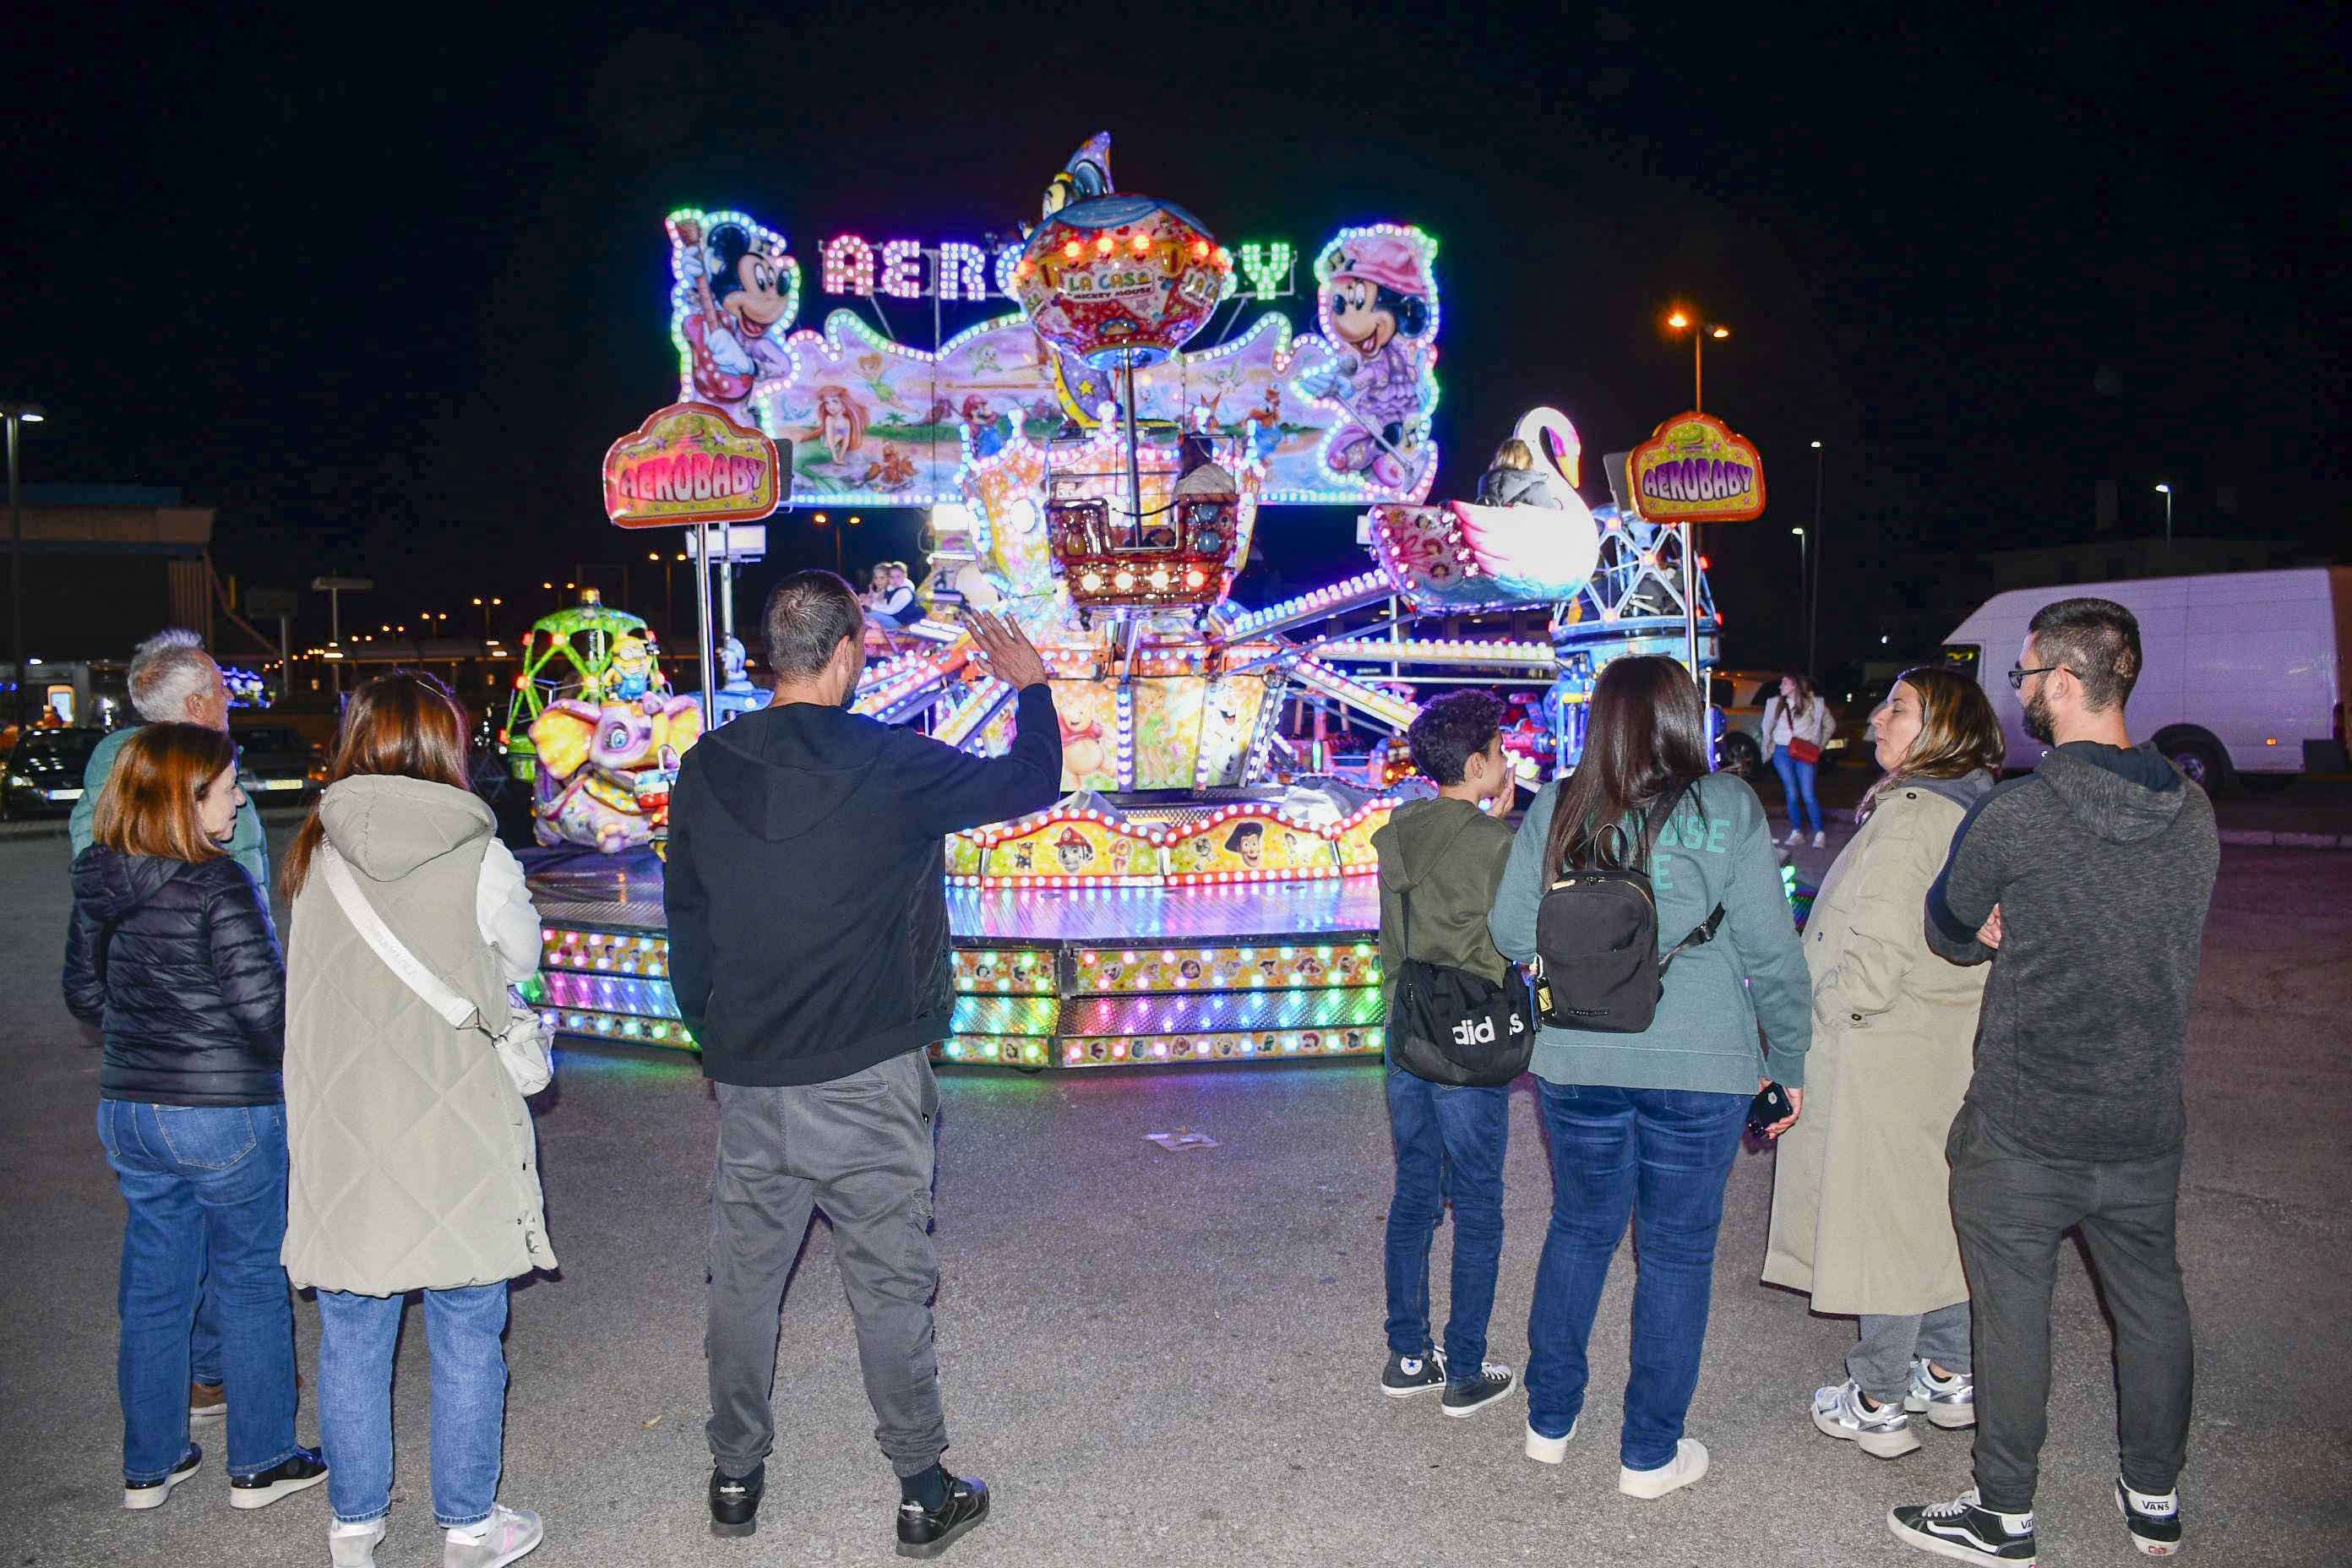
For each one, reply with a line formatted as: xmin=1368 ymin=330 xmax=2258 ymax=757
xmin=70 ymin=726 xmax=273 ymax=910
xmin=1489 ymin=770 xmax=1811 ymax=1094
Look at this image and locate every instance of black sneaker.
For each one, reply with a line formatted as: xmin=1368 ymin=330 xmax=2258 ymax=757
xmin=229 ymin=1446 xmax=329 ymax=1510
xmin=710 ymin=1463 xmax=764 ymax=1538
xmin=895 ymin=1473 xmax=989 ymax=1560
xmin=2116 ymin=1479 xmax=2183 ymax=1557
xmin=1380 ymin=1348 xmax=1446 ymax=1398
xmin=1888 ymin=1489 xmax=2038 ymax=1564
xmin=1440 ymin=1362 xmax=1516 ymax=1418
xmin=123 ymin=1446 xmax=201 ymax=1511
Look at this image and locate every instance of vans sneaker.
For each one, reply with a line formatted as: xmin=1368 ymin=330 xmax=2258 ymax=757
xmin=1523 ymin=1417 xmax=1578 ymax=1464
xmin=1904 ymin=1359 xmax=1978 ymax=1429
xmin=230 ymin=1446 xmax=329 ymax=1509
xmin=1380 ymin=1348 xmax=1446 ymax=1398
xmin=1812 ymin=1380 xmax=1921 ymax=1458
xmin=122 ymin=1446 xmax=201 ymax=1510
xmin=1440 ymin=1363 xmax=1516 ymax=1417
xmin=2116 ymin=1479 xmax=2183 ymax=1556
xmin=1888 ymin=1489 xmax=2037 ymax=1564
xmin=1618 ymin=1437 xmax=1708 ymax=1499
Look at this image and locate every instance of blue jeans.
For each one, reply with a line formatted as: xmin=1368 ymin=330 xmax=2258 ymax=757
xmin=316 ymin=1284 xmax=510 ymax=1527
xmin=1383 ymin=1067 xmax=1509 ymax=1375
xmin=96 ymin=1099 xmax=299 ymax=1481
xmin=1771 ymin=745 xmax=1823 ymax=835
xmin=1526 ymin=1081 xmax=1746 ymax=1469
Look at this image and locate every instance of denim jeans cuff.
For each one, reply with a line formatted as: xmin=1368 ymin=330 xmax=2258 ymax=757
xmin=230 ymin=1443 xmax=300 ymax=1480
xmin=334 ymin=1509 xmax=391 ymax=1527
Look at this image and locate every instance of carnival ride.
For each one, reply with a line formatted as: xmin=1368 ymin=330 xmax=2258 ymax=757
xmin=522 ymin=133 xmax=1725 ymax=1070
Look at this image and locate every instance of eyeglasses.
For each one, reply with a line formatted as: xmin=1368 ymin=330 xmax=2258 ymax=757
xmin=2006 ymin=665 xmax=2066 ymax=690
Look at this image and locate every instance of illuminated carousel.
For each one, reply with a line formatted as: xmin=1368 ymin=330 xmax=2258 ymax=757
xmin=525 ymin=134 xmax=1723 ymax=1070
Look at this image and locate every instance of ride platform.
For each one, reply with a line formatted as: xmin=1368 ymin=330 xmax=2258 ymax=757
xmin=521 ymin=846 xmax=1386 ymax=1071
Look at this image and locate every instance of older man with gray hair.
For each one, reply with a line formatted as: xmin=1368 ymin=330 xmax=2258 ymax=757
xmin=70 ymin=629 xmax=269 ymax=896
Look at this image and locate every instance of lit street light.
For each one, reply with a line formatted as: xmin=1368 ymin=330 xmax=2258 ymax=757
xmin=3 ymin=403 xmax=47 ymax=734
xmin=2155 ymin=483 xmax=2173 ymax=574
xmin=1663 ymin=312 xmax=1732 ymax=411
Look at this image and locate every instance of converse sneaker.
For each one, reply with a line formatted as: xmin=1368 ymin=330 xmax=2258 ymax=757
xmin=1904 ymin=1359 xmax=1978 ymax=1429
xmin=1523 ymin=1417 xmax=1578 ymax=1464
xmin=1440 ymin=1363 xmax=1516 ymax=1418
xmin=230 ymin=1446 xmax=329 ymax=1509
xmin=1812 ymin=1379 xmax=1920 ymax=1458
xmin=1618 ymin=1437 xmax=1708 ymax=1499
xmin=122 ymin=1446 xmax=201 ymax=1510
xmin=895 ymin=1473 xmax=989 ymax=1559
xmin=1380 ymin=1348 xmax=1446 ymax=1398
xmin=330 ymin=1516 xmax=388 ymax=1568
xmin=2116 ymin=1479 xmax=2183 ymax=1557
xmin=1888 ymin=1489 xmax=2037 ymax=1564
xmin=443 ymin=1505 xmax=542 ymax=1568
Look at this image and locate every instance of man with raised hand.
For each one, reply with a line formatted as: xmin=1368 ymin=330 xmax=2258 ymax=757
xmin=1890 ymin=597 xmax=2218 ymax=1565
xmin=666 ymin=574 xmax=1059 ymax=1558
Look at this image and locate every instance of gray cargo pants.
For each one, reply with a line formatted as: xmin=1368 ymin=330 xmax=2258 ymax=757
xmin=1948 ymin=1103 xmax=2192 ymax=1514
xmin=705 ymin=1048 xmax=947 ymax=1480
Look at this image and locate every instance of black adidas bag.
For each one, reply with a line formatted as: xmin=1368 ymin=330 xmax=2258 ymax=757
xmin=1388 ymin=886 xmax=1534 ymax=1087
xmin=1530 ymin=792 xmax=1724 ymax=1034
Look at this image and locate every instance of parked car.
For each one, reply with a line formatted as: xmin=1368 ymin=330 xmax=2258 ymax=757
xmin=2 ymin=727 xmax=106 ymax=818
xmin=1941 ymin=568 xmax=2349 ymax=792
xmin=230 ymin=722 xmax=326 ymax=803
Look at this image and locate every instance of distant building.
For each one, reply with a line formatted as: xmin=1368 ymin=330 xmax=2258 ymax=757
xmin=4 ymin=484 xmax=259 ymax=661
xmin=1979 ymin=533 xmax=2321 ymax=596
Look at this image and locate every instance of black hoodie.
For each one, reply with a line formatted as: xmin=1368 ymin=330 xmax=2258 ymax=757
xmin=1927 ymin=741 xmax=2219 ymax=1162
xmin=64 ymin=846 xmax=286 ymax=1105
xmin=665 ymin=683 xmax=1061 ymax=1086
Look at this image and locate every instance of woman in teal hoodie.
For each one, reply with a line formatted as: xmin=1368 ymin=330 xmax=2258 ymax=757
xmin=1489 ymin=656 xmax=1811 ymax=1499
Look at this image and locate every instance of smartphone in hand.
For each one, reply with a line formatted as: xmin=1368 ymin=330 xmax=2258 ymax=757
xmin=1746 ymin=1081 xmax=1793 ymax=1136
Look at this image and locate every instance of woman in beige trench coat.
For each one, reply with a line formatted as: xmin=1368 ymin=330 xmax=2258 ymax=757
xmin=1762 ymin=666 xmax=2006 ymax=1459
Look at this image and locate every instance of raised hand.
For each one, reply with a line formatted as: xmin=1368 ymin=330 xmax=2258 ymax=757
xmin=966 ymin=612 xmax=1051 ymax=691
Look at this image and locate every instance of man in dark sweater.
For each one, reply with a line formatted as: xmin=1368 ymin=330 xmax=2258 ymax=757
xmin=666 ymin=572 xmax=1060 ymax=1556
xmin=1890 ymin=598 xmax=2218 ymax=1565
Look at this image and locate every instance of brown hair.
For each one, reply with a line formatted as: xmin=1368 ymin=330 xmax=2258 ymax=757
xmin=1542 ymin=655 xmax=1712 ymax=874
xmin=1861 ymin=665 xmax=2007 ymax=819
xmin=280 ymin=672 xmax=470 ymax=899
xmin=1489 ymin=438 xmax=1534 ymax=471
xmin=1775 ymin=671 xmax=1817 ymax=720
xmin=91 ymin=722 xmax=239 ymax=863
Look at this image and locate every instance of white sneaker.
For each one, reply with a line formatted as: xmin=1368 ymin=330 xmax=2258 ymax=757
xmin=1904 ymin=1358 xmax=1978 ymax=1429
xmin=1524 ymin=1417 xmax=1578 ymax=1464
xmin=444 ymin=1505 xmax=542 ymax=1568
xmin=1619 ymin=1437 xmax=1708 ymax=1499
xmin=331 ymin=1517 xmax=388 ymax=1568
xmin=1812 ymin=830 xmax=1828 ymax=848
xmin=1782 ymin=828 xmax=1805 ymax=847
xmin=1812 ymin=1379 xmax=1922 ymax=1458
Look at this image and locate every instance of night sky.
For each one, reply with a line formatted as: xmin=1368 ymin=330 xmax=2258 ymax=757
xmin=4 ymin=4 xmax=2339 ymax=671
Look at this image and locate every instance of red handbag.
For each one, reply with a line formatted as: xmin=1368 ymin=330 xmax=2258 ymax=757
xmin=1788 ymin=737 xmax=1822 ymax=765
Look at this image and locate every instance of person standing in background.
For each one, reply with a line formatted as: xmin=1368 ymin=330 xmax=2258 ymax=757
xmin=1761 ymin=673 xmax=1834 ymax=849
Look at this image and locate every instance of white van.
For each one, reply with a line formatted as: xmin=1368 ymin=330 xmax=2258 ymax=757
xmin=1939 ymin=568 xmax=2349 ymax=792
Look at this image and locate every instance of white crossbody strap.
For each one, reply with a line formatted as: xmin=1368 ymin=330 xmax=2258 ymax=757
xmin=318 ymin=842 xmax=483 ymax=1032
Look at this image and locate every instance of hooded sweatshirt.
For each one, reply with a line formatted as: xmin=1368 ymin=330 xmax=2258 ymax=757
xmin=1474 ymin=466 xmax=1561 ymax=509
xmin=64 ymin=846 xmax=283 ymax=1105
xmin=1373 ymin=795 xmax=1515 ymax=1013
xmin=666 ymin=683 xmax=1062 ymax=1086
xmin=1927 ymin=741 xmax=2219 ymax=1162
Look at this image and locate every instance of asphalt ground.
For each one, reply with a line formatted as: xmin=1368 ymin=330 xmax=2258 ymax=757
xmin=1 ymin=822 xmax=2344 ymax=1566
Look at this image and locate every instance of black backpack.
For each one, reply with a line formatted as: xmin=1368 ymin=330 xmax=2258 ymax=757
xmin=1530 ymin=790 xmax=1724 ymax=1034
xmin=1387 ymin=885 xmax=1535 ymax=1087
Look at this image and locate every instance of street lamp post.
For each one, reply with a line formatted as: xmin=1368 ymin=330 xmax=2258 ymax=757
xmin=3 ymin=404 xmax=47 ymax=736
xmin=1810 ymin=440 xmax=1824 ymax=677
xmin=2154 ymin=484 xmax=2173 ymax=574
xmin=1663 ymin=313 xmax=1731 ymax=677
xmin=1664 ymin=312 xmax=1731 ymax=411
xmin=1791 ymin=525 xmax=1809 ymax=670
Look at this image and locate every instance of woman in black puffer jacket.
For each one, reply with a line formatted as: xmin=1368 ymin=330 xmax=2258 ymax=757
xmin=64 ymin=723 xmax=326 ymax=1513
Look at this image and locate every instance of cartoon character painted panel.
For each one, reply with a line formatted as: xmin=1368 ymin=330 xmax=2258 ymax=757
xmin=530 ymin=694 xmax=705 ymax=853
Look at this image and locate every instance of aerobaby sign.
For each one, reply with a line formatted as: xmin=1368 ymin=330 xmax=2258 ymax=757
xmin=602 ymin=402 xmax=784 ymax=529
xmin=1627 ymin=411 xmax=1766 ymax=523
